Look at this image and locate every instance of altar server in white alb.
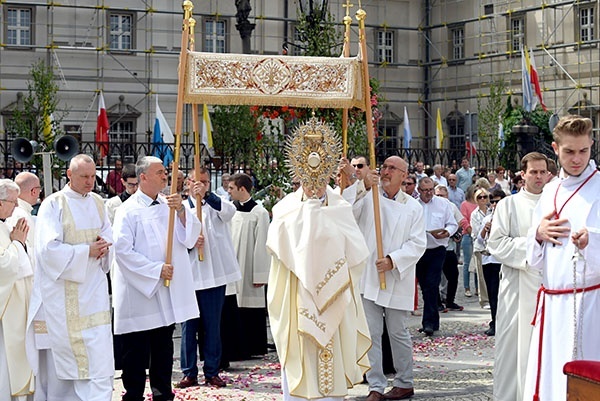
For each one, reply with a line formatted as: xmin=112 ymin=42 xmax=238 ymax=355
xmin=113 ymin=156 xmax=201 ymax=401
xmin=487 ymin=152 xmax=548 ymax=401
xmin=267 ymin=118 xmax=371 ymax=401
xmin=28 ymin=154 xmax=113 ymax=401
xmin=524 ymin=115 xmax=600 ymax=401
xmin=0 ymin=179 xmax=34 ymax=401
xmin=227 ymin=172 xmax=271 ymax=357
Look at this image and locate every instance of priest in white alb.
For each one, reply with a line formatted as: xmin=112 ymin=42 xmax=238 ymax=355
xmin=0 ymin=179 xmax=34 ymax=401
xmin=487 ymin=152 xmax=548 ymax=401
xmin=27 ymin=154 xmax=114 ymax=401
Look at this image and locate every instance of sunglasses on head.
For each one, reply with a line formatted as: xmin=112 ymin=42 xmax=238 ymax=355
xmin=352 ymin=163 xmax=365 ymax=169
xmin=477 ymin=195 xmax=489 ymax=200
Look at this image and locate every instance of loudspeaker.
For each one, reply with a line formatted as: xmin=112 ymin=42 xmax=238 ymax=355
xmin=11 ymin=137 xmax=39 ymax=163
xmin=54 ymin=135 xmax=79 ymax=161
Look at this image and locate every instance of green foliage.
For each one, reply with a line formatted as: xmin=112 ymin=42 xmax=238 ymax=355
xmin=477 ymin=78 xmax=507 ymax=156
xmin=6 ymin=60 xmax=65 ymax=149
xmin=295 ymin=4 xmax=342 ymax=57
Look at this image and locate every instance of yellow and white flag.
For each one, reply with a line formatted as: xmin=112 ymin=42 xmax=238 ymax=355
xmin=201 ymin=104 xmax=214 ymax=157
xmin=436 ymin=108 xmax=444 ymax=149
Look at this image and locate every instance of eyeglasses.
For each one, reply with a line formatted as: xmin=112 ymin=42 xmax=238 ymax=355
xmin=1 ymin=199 xmax=18 ymax=206
xmin=351 ymin=163 xmax=365 ymax=169
xmin=477 ymin=195 xmax=489 ymax=200
xmin=419 ymin=187 xmax=434 ymax=192
xmin=125 ymin=182 xmax=139 ymax=188
xmin=381 ymin=164 xmax=407 ymax=173
xmin=490 ymin=199 xmax=501 ymax=204
xmin=402 ymin=181 xmax=415 ymax=186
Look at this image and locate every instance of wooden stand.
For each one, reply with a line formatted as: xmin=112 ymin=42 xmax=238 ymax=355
xmin=564 ymin=360 xmax=600 ymax=401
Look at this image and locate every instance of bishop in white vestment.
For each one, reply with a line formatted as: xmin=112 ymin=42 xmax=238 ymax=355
xmin=267 ymin=187 xmax=371 ymax=400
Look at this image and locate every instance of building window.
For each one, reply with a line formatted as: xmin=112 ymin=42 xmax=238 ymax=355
xmin=578 ymin=5 xmax=596 ymax=43
xmin=376 ymin=30 xmax=394 ymax=64
xmin=510 ymin=15 xmax=525 ymax=53
xmin=109 ymin=120 xmax=135 ymax=157
xmin=109 ymin=12 xmax=134 ymax=51
xmin=205 ymin=19 xmax=227 ymax=53
xmin=6 ymin=6 xmax=33 ymax=46
xmin=451 ymin=26 xmax=465 ymax=60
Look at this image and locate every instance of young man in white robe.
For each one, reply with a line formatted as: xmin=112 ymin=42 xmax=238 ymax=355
xmin=177 ymin=168 xmax=241 ymax=388
xmin=28 ymin=154 xmax=114 ymax=401
xmin=226 ymin=173 xmax=270 ymax=357
xmin=352 ymin=156 xmax=427 ymax=401
xmin=487 ymin=152 xmax=548 ymax=401
xmin=113 ymin=156 xmax=201 ymax=401
xmin=525 ymin=115 xmax=600 ymax=401
xmin=0 ymin=179 xmax=34 ymax=401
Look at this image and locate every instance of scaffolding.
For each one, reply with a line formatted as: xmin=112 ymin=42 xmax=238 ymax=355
xmin=0 ymin=0 xmax=598 ymax=161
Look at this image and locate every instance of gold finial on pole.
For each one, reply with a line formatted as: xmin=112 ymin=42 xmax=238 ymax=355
xmin=189 ymin=17 xmax=196 ymax=45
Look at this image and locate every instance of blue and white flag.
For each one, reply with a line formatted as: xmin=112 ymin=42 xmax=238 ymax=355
xmin=403 ymin=106 xmax=412 ymax=149
xmin=153 ymin=97 xmax=174 ymax=167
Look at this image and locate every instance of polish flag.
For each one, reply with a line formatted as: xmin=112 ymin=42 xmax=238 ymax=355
xmin=96 ymin=91 xmax=110 ymax=158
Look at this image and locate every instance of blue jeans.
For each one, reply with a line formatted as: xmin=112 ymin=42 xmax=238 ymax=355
xmin=461 ymin=235 xmax=477 ymax=291
xmin=180 ymin=285 xmax=226 ymax=379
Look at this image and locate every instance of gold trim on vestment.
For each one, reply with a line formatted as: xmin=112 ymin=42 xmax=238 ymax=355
xmin=184 ymin=51 xmax=364 ymax=109
xmin=318 ymin=340 xmax=334 ymax=396
xmin=56 ymin=192 xmax=110 ymax=379
xmin=33 ymin=320 xmax=48 ymax=334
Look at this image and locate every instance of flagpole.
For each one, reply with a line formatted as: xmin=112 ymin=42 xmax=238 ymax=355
xmin=356 ymin=5 xmax=386 ymax=290
xmin=188 ymin=16 xmax=204 ymax=261
xmin=164 ymin=0 xmax=192 ymax=287
xmin=339 ymin=0 xmax=352 ymax=194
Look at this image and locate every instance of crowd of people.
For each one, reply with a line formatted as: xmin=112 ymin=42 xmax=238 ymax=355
xmin=0 ymin=114 xmax=599 ymax=401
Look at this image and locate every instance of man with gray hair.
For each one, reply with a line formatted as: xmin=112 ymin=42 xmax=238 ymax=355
xmin=113 ymin=156 xmax=202 ymax=401
xmin=28 ymin=154 xmax=114 ymax=401
xmin=430 ymin=164 xmax=447 ymax=187
xmin=8 ymin=172 xmax=40 ymax=262
xmin=0 ymin=178 xmax=34 ymax=400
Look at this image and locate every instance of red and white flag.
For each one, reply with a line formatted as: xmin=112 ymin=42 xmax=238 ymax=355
xmin=96 ymin=91 xmax=110 ymax=157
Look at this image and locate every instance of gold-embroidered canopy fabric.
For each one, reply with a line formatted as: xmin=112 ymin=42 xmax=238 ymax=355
xmin=184 ymin=51 xmax=365 ymax=110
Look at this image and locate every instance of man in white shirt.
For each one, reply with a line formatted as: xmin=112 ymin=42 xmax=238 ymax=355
xmin=414 ymin=161 xmax=427 ymax=181
xmin=430 ymin=164 xmax=447 ymax=187
xmin=415 ymin=177 xmax=458 ymax=336
xmin=113 ymin=156 xmax=201 ymax=401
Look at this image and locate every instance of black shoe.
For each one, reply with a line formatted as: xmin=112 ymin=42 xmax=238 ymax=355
xmin=420 ymin=327 xmax=434 ymax=336
xmin=484 ymin=328 xmax=495 ymax=336
xmin=447 ymin=303 xmax=464 ymax=311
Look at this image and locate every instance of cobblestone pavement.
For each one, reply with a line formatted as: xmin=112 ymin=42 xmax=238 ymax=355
xmin=112 ymin=285 xmax=496 ymax=400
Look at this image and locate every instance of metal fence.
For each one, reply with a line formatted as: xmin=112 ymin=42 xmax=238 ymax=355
xmin=2 ymin=134 xmax=593 ymax=197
